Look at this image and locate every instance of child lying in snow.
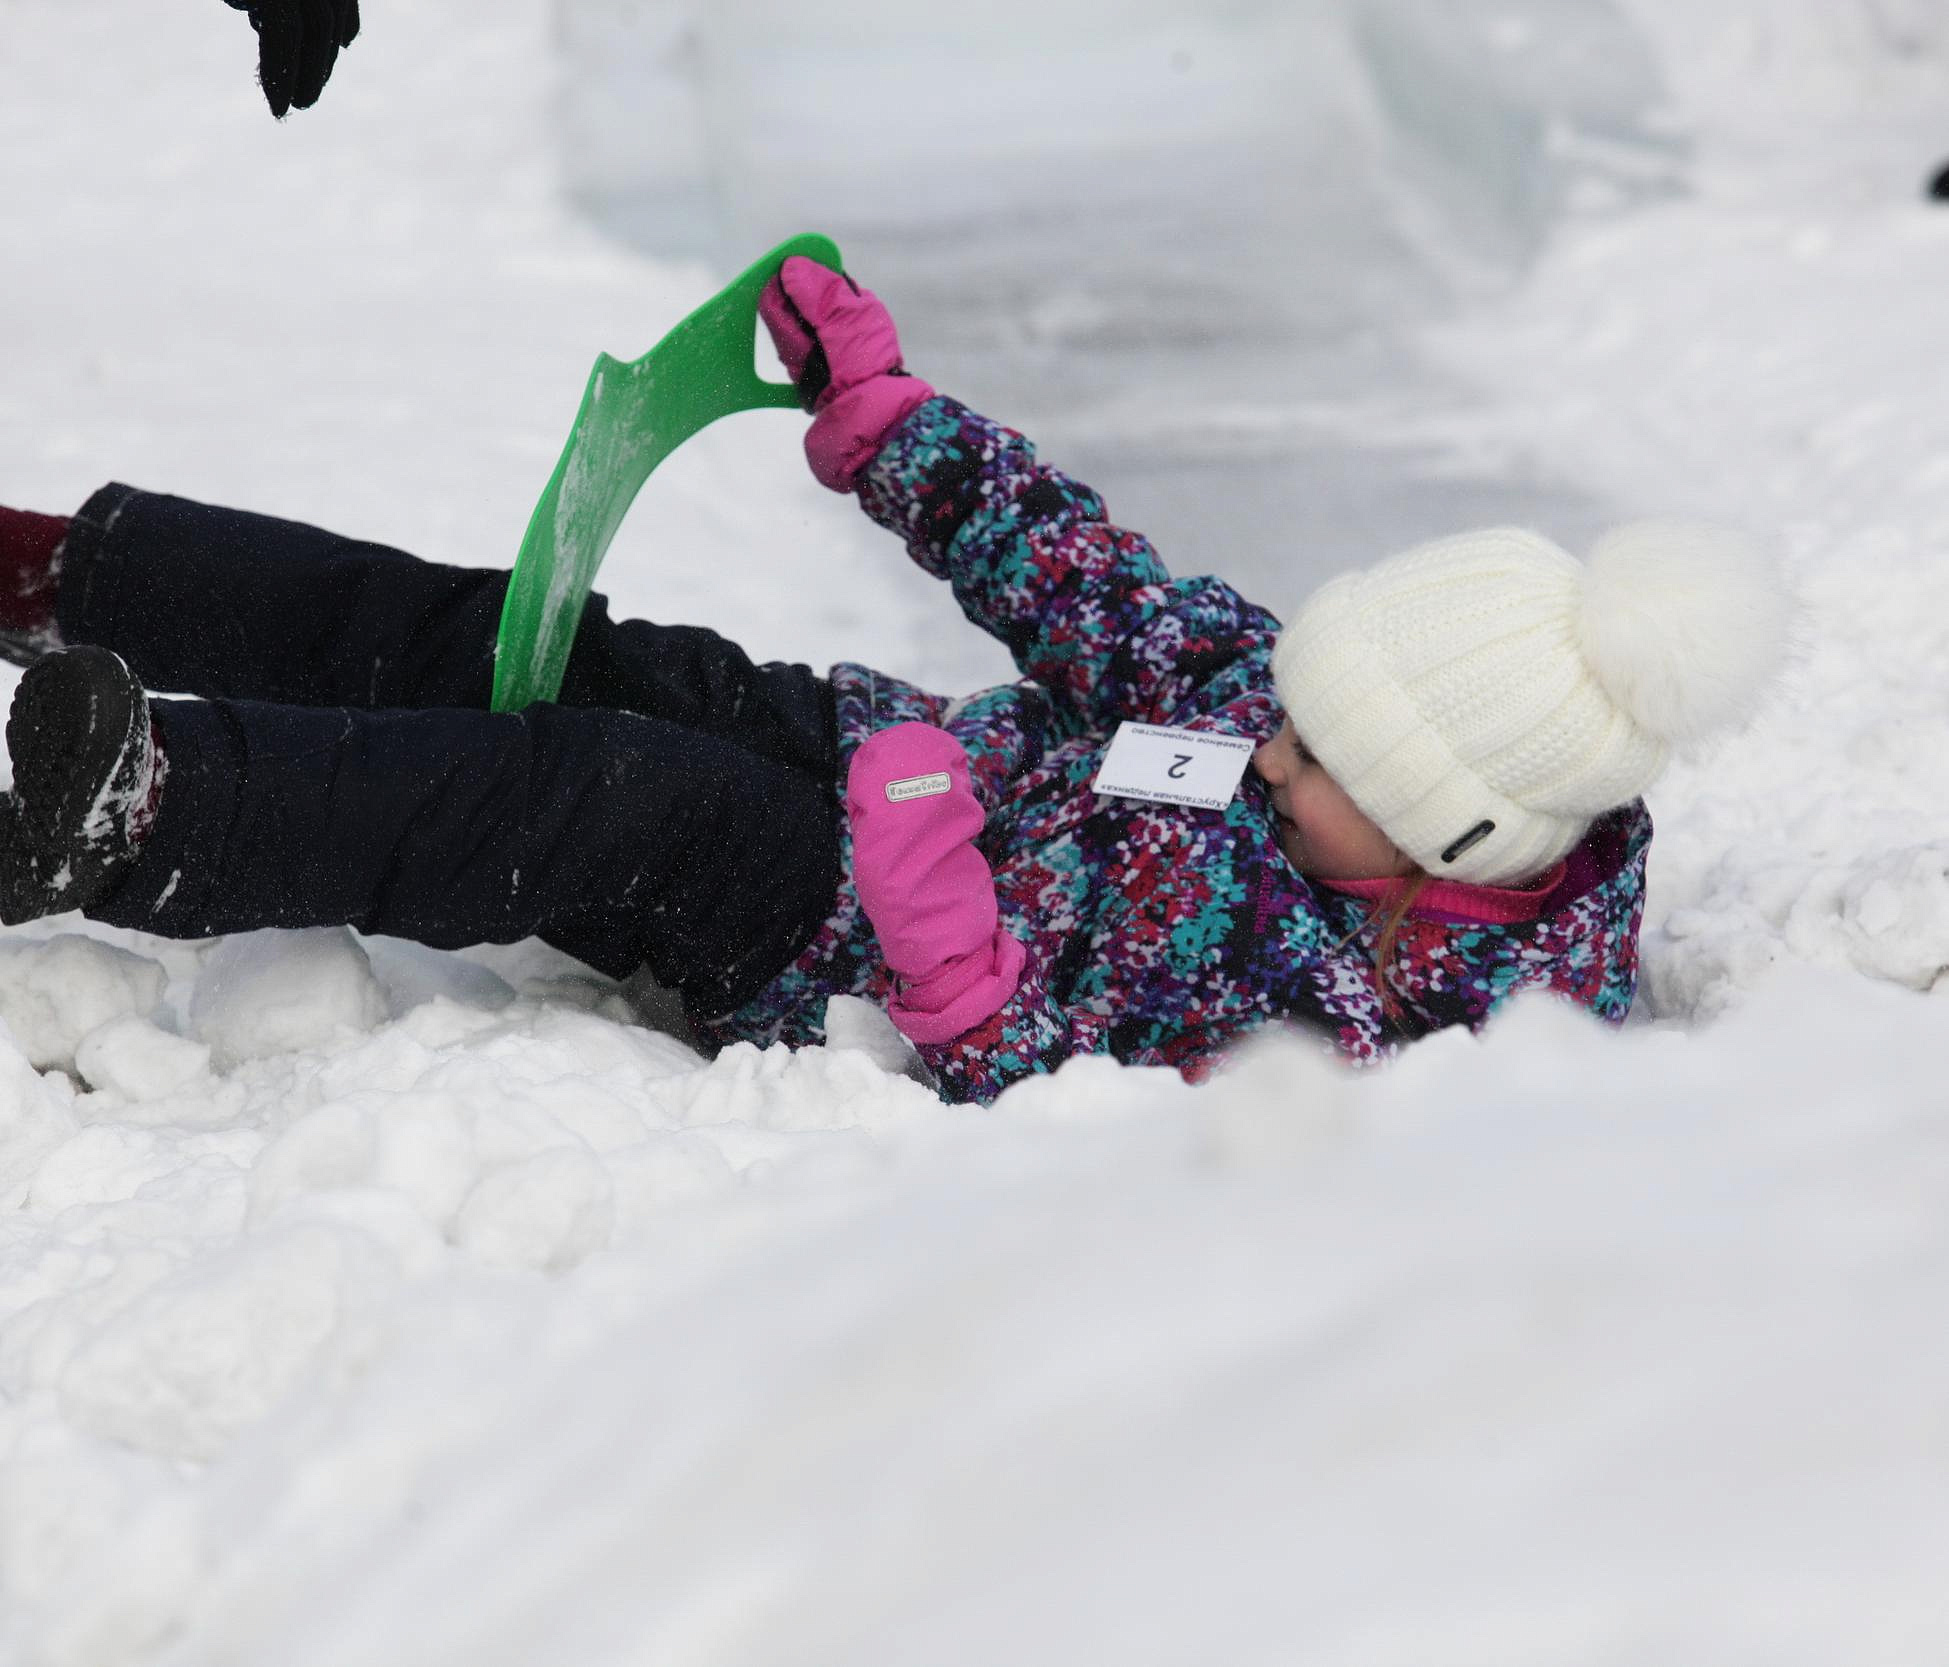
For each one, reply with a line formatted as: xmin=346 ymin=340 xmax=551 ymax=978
xmin=0 ymin=258 xmax=1789 ymax=1103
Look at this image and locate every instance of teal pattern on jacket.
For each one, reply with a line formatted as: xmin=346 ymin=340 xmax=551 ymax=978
xmin=692 ymin=397 xmax=1649 ymax=1104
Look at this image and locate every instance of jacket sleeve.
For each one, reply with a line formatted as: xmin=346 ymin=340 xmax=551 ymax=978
xmin=854 ymin=396 xmax=1284 ymax=733
xmin=913 ymin=962 xmax=1108 ymax=1106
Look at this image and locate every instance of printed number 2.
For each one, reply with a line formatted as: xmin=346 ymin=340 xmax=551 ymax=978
xmin=1167 ymin=754 xmax=1192 ymax=780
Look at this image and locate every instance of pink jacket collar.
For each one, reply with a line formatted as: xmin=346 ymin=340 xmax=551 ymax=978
xmin=1322 ymin=862 xmax=1572 ymax=927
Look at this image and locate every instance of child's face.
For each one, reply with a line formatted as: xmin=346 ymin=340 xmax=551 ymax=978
xmin=1251 ymin=721 xmax=1416 ymax=883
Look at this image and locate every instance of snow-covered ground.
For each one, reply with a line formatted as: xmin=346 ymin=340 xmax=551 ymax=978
xmin=2 ymin=1 xmax=1949 ymax=1661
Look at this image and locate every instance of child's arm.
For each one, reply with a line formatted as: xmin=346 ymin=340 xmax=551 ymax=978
xmin=761 ymin=259 xmax=1280 ymax=731
xmin=912 ymin=973 xmax=1101 ymax=1106
xmin=854 ymin=399 xmax=1281 ymax=730
xmin=847 ymin=724 xmax=1025 ymax=1045
xmin=759 ymin=257 xmax=937 ymax=494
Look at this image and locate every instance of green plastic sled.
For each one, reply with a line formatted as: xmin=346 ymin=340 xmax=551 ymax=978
xmin=491 ymin=232 xmax=844 ymax=714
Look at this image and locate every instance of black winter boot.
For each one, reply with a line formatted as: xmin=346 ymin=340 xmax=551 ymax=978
xmin=0 ymin=647 xmax=163 ymax=922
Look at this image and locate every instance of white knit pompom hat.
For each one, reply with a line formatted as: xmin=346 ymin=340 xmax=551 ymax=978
xmin=1270 ymin=522 xmax=1792 ymax=886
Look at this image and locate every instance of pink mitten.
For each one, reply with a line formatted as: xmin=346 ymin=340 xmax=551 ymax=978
xmin=846 ymin=723 xmax=1025 ymax=1045
xmin=758 ymin=255 xmax=936 ymax=493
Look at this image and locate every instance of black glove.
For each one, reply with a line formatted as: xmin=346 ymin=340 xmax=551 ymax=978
xmin=224 ymin=0 xmax=361 ymax=119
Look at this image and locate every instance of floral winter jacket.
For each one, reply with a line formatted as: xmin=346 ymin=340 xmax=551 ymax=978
xmin=692 ymin=397 xmax=1649 ymax=1104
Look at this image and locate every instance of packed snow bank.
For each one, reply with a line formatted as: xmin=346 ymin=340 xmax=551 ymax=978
xmin=7 ymin=963 xmax=1949 ymax=1665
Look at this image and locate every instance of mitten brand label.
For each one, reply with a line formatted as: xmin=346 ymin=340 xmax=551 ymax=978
xmin=1091 ymin=722 xmax=1254 ymax=811
xmin=886 ymin=771 xmax=953 ymax=803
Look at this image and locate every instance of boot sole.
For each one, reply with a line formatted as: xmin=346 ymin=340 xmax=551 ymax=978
xmin=7 ymin=647 xmax=146 ymax=863
xmin=0 ymin=794 xmax=57 ymax=925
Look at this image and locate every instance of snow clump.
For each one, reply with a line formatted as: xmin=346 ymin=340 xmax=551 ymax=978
xmin=190 ymin=928 xmax=388 ymax=1071
xmin=0 ymin=936 xmax=166 ymax=1074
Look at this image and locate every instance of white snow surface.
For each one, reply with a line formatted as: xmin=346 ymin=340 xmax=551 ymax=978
xmin=2 ymin=0 xmax=1949 ymax=1661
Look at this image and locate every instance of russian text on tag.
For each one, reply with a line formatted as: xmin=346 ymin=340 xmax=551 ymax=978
xmin=1091 ymin=722 xmax=1254 ymax=812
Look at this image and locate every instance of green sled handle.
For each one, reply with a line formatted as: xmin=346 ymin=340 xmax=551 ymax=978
xmin=490 ymin=231 xmax=845 ymax=714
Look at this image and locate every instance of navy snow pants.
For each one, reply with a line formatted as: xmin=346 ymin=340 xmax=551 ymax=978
xmin=55 ymin=484 xmax=843 ymax=1016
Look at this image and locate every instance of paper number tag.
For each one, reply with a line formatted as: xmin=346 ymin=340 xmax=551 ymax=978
xmin=1091 ymin=722 xmax=1254 ymax=811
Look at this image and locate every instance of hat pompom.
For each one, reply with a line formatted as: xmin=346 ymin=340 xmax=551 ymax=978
xmin=1577 ymin=520 xmax=1792 ymax=751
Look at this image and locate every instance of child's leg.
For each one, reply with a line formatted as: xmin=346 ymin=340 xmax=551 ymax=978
xmin=56 ymin=484 xmax=506 ymax=708
xmin=555 ymin=614 xmax=838 ymax=781
xmin=54 ymin=484 xmax=839 ymax=779
xmin=88 ymin=693 xmax=842 ymax=1016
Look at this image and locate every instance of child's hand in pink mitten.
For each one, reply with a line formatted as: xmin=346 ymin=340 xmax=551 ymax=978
xmin=758 ymin=256 xmax=936 ymax=493
xmin=846 ymin=723 xmax=1025 ymax=1045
